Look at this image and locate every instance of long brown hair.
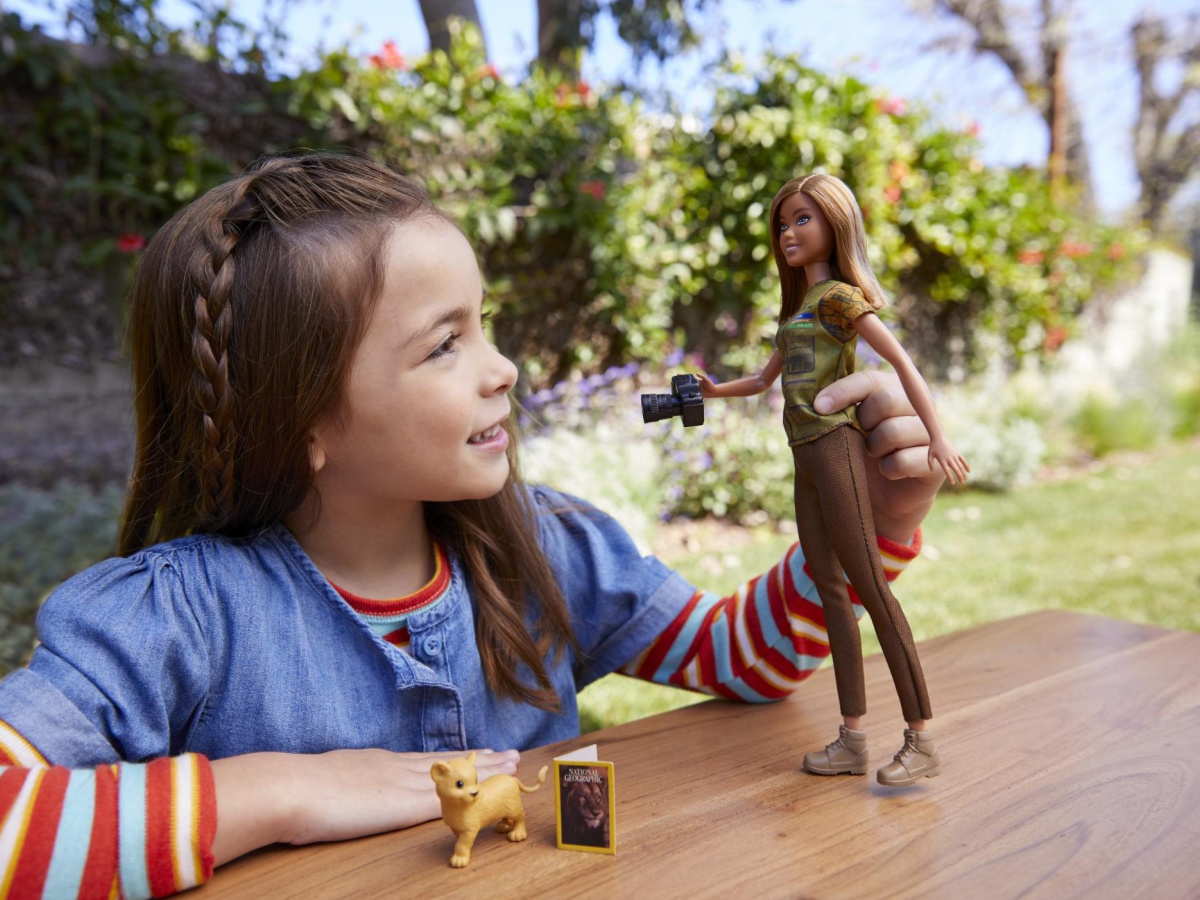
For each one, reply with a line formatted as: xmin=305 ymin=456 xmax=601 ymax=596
xmin=120 ymin=151 xmax=576 ymax=711
xmin=768 ymin=173 xmax=886 ymax=322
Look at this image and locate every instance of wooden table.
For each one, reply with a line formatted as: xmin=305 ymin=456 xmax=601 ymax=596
xmin=200 ymin=611 xmax=1200 ymax=899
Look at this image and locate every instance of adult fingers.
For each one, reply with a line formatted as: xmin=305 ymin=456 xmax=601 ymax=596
xmin=865 ymin=415 xmax=929 ymax=459
xmin=877 ymin=445 xmax=944 ymax=482
xmin=814 ymin=371 xmax=892 ymax=417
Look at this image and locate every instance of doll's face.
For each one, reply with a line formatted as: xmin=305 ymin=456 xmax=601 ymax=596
xmin=776 ymin=192 xmax=834 ymax=268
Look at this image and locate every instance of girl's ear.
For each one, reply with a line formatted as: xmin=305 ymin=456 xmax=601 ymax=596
xmin=308 ymin=434 xmax=327 ymax=474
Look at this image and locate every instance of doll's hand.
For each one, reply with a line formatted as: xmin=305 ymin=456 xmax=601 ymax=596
xmin=281 ymin=747 xmax=520 ymax=846
xmin=928 ymin=435 xmax=970 ymax=485
xmin=696 ymin=373 xmax=720 ymax=398
xmin=814 ymin=371 xmax=944 ymax=544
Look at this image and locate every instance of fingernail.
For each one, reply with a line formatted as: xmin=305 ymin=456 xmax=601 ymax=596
xmin=483 ymin=749 xmax=494 ymax=754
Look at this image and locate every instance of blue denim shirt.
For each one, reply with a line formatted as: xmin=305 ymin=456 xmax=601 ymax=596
xmin=0 ymin=487 xmax=695 ymax=766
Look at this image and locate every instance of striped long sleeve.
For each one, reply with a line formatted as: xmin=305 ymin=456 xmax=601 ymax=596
xmin=0 ymin=720 xmax=216 ymax=900
xmin=622 ymin=531 xmax=921 ymax=701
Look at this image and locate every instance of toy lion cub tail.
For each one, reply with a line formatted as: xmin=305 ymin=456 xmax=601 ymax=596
xmin=518 ymin=765 xmax=549 ymax=794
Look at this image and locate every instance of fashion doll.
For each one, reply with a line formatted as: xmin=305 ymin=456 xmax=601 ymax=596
xmin=698 ymin=173 xmax=969 ymax=786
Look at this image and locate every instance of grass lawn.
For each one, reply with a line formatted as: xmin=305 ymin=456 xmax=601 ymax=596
xmin=576 ymin=439 xmax=1200 ymax=732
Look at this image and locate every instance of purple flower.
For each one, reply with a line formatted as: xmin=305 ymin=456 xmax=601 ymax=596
xmin=665 ymin=348 xmax=685 ymax=367
xmin=579 ymin=382 xmax=595 ymax=396
xmin=699 ymin=452 xmax=713 ymax=469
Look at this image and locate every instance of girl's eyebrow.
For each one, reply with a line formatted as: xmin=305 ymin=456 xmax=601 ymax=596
xmin=402 ymin=302 xmax=475 ymax=351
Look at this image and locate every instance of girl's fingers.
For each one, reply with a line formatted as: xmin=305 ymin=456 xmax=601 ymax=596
xmin=852 ymin=376 xmax=917 ymax=430
xmin=879 ymin=445 xmax=940 ymax=481
xmin=865 ymin=415 xmax=929 ymax=458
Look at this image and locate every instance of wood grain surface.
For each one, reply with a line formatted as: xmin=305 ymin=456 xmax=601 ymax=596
xmin=197 ymin=610 xmax=1200 ymax=900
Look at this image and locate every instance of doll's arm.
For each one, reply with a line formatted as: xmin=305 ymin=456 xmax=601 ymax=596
xmin=619 ymin=532 xmax=921 ymax=700
xmin=852 ymin=314 xmax=970 ymax=484
xmin=697 ymin=349 xmax=783 ymax=399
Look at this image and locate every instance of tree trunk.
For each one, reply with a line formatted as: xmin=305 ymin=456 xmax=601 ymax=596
xmin=416 ymin=0 xmax=487 ymax=57
xmin=537 ymin=0 xmax=584 ymax=75
xmin=1131 ymin=15 xmax=1200 ymax=236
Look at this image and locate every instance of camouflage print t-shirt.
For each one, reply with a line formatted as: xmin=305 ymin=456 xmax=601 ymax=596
xmin=775 ymin=280 xmax=875 ymax=446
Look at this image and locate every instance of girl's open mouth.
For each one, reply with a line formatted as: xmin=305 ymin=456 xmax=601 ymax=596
xmin=467 ymin=423 xmax=508 ymax=448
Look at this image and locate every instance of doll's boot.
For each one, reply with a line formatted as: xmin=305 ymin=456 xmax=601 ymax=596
xmin=802 ymin=725 xmax=869 ymax=775
xmin=876 ymin=728 xmax=941 ymax=786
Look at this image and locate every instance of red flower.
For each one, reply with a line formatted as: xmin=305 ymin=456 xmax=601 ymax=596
xmin=878 ymin=97 xmax=907 ymax=116
xmin=1059 ymin=240 xmax=1092 ymax=259
xmin=1017 ymin=248 xmax=1044 ymax=266
xmin=115 ymin=233 xmax=145 ymax=254
xmin=369 ymin=40 xmax=406 ymax=71
xmin=1043 ymin=326 xmax=1068 ymax=353
xmin=579 ymin=180 xmax=606 ymax=201
xmin=883 ymin=185 xmax=902 ymax=204
xmin=1107 ymin=243 xmax=1126 ymax=260
xmin=576 ymin=80 xmax=592 ymax=101
xmin=476 ymin=62 xmax=501 ymax=81
xmin=964 ymin=121 xmax=981 ymax=138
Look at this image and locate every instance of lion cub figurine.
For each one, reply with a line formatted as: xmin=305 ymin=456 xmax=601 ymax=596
xmin=431 ymin=751 xmax=548 ymax=868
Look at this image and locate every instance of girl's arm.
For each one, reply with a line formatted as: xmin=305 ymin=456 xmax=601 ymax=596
xmin=696 ymin=349 xmax=783 ymax=399
xmin=1 ymin=727 xmax=518 ymax=897
xmin=852 ymin=314 xmax=970 ymax=485
xmin=621 ymin=531 xmax=921 ymax=700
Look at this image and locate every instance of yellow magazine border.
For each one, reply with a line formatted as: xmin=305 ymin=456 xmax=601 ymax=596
xmin=553 ymin=758 xmax=617 ymax=855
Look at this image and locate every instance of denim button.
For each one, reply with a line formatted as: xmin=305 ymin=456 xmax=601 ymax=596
xmin=423 ymin=636 xmax=442 ymax=656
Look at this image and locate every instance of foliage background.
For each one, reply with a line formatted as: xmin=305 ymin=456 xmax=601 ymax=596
xmin=0 ymin=9 xmax=1140 ymax=384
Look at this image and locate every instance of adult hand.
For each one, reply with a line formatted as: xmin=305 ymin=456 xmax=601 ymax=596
xmin=813 ymin=371 xmax=944 ymax=544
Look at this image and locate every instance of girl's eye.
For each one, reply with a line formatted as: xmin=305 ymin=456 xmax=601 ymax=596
xmin=796 ymin=215 xmax=810 ymax=225
xmin=428 ymin=333 xmax=460 ymax=360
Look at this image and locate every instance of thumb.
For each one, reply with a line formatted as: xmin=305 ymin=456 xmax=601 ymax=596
xmin=814 ymin=371 xmax=881 ymax=414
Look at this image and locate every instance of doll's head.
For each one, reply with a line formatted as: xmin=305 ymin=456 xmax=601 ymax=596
xmin=768 ymin=173 xmax=886 ymax=321
xmin=119 ymin=152 xmax=574 ymax=711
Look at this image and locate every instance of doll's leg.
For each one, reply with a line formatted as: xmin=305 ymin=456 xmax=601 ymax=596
xmin=793 ymin=448 xmax=870 ymax=776
xmin=792 ymin=449 xmax=865 ymax=719
xmin=809 ymin=427 xmax=933 ymax=723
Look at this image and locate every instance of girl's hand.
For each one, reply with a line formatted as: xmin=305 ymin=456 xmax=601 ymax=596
xmin=282 ymin=747 xmax=520 ymax=847
xmin=213 ymin=748 xmax=521 ymax=865
xmin=696 ymin=373 xmax=720 ymax=398
xmin=928 ymin=435 xmax=970 ymax=485
xmin=813 ymin=371 xmax=948 ymax=544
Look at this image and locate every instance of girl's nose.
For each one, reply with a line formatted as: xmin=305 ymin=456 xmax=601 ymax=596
xmin=485 ymin=344 xmax=518 ymax=396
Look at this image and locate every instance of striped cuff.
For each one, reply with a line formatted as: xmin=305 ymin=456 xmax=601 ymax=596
xmin=0 ymin=718 xmax=48 ymax=768
xmin=119 ymin=755 xmax=217 ymax=899
xmin=1 ymin=751 xmax=216 ymax=900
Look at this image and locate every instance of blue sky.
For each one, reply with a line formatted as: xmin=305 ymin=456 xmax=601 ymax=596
xmin=15 ymin=0 xmax=1198 ymax=217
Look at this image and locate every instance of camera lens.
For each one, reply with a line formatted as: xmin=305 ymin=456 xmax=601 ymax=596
xmin=641 ymin=393 xmax=679 ymax=423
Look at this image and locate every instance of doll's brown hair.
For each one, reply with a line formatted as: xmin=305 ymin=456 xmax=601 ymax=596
xmin=119 ymin=151 xmax=576 ymax=711
xmin=769 ymin=173 xmax=887 ymax=322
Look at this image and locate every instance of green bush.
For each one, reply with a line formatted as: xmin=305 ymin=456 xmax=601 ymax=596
xmin=3 ymin=7 xmax=1144 ymax=384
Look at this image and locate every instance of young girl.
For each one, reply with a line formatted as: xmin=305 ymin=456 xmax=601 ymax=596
xmin=0 ymin=154 xmax=942 ymax=897
xmin=698 ymin=173 xmax=968 ymax=788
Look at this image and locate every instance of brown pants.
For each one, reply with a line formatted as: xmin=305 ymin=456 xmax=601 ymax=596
xmin=791 ymin=425 xmax=933 ymax=722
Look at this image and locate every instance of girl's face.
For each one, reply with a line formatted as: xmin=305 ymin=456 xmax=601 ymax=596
xmin=776 ymin=191 xmax=834 ymax=268
xmin=311 ymin=217 xmax=518 ymax=507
